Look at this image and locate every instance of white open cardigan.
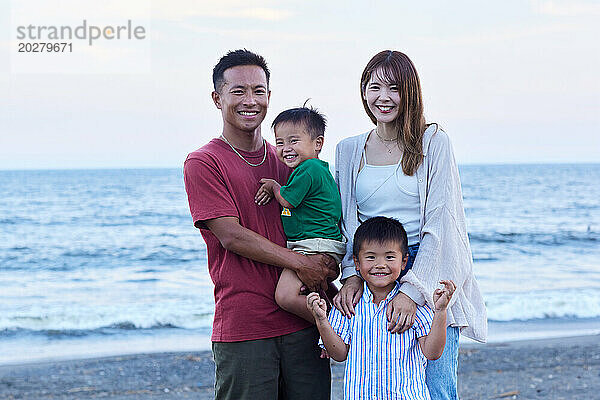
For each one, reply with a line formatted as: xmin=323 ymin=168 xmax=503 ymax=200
xmin=335 ymin=125 xmax=487 ymax=342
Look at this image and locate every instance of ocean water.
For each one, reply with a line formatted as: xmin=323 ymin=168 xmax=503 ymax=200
xmin=1 ymin=165 xmax=599 ymax=363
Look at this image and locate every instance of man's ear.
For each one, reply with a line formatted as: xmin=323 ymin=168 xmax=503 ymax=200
xmin=212 ymin=91 xmax=222 ymax=109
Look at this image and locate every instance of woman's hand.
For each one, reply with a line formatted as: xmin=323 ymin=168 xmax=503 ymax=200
xmin=387 ymin=292 xmax=417 ymax=333
xmin=332 ymin=275 xmax=363 ymax=317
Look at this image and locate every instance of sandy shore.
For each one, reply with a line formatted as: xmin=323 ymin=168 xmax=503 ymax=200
xmin=1 ymin=334 xmax=598 ymax=400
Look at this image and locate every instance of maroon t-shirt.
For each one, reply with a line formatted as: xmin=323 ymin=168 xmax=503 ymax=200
xmin=184 ymin=138 xmax=311 ymax=342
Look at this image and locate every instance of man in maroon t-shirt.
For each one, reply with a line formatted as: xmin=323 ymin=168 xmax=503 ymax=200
xmin=184 ymin=50 xmax=337 ymax=400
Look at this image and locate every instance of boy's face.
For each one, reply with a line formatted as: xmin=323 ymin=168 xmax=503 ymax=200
xmin=274 ymin=122 xmax=323 ymax=169
xmin=354 ymin=240 xmax=408 ymax=292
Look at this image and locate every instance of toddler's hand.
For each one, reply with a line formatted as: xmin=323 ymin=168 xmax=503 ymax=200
xmin=255 ymin=178 xmax=276 ymax=206
xmin=433 ymin=280 xmax=456 ymax=312
xmin=307 ymin=292 xmax=328 ymax=321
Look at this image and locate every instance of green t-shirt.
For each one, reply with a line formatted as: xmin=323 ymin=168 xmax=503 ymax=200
xmin=279 ymin=158 xmax=343 ymax=242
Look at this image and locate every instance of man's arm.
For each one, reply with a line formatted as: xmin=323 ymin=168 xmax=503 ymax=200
xmin=204 ymin=216 xmax=337 ymax=291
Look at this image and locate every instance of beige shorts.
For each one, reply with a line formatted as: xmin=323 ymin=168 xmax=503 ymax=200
xmin=287 ymin=237 xmax=346 ymax=265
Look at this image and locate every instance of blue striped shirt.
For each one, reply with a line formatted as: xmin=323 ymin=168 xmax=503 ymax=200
xmin=326 ymin=282 xmax=434 ymax=400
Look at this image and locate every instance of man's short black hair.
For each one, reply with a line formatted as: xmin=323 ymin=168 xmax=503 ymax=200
xmin=212 ymin=49 xmax=270 ymax=92
xmin=353 ymin=216 xmax=409 ymax=258
xmin=271 ymin=103 xmax=327 ymax=140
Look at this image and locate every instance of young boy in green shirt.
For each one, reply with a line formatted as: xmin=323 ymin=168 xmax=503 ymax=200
xmin=255 ymin=106 xmax=345 ymax=322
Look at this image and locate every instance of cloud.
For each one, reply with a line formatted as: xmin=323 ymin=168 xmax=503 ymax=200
xmin=174 ymin=22 xmax=343 ymax=43
xmin=10 ymin=0 xmax=151 ymax=22
xmin=532 ymin=0 xmax=600 ymax=16
xmin=150 ymin=0 xmax=292 ymax=22
xmin=416 ymin=21 xmax=582 ymax=46
xmin=238 ymin=7 xmax=292 ymax=21
xmin=8 ymin=0 xmax=292 ymax=24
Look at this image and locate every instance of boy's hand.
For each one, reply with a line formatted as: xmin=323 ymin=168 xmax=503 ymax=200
xmin=307 ymin=292 xmax=328 ymax=321
xmin=433 ymin=280 xmax=456 ymax=311
xmin=255 ymin=178 xmax=278 ymax=206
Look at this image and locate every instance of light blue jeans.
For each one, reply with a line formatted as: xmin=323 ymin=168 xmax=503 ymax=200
xmin=404 ymin=243 xmax=459 ymax=399
xmin=425 ymin=326 xmax=460 ymax=400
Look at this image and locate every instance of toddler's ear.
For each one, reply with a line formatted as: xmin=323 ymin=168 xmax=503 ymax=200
xmin=314 ymin=136 xmax=324 ymax=152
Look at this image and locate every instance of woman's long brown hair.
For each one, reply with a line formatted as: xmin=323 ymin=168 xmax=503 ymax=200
xmin=360 ymin=50 xmax=429 ymax=176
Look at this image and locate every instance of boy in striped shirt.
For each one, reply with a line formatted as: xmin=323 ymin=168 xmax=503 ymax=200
xmin=307 ymin=216 xmax=455 ymax=400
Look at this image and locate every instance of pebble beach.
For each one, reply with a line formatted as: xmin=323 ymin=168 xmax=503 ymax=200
xmin=1 ymin=334 xmax=598 ymax=400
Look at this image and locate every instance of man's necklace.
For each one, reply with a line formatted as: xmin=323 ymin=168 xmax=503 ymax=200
xmin=220 ymin=135 xmax=267 ymax=167
xmin=375 ymin=129 xmax=398 ymax=154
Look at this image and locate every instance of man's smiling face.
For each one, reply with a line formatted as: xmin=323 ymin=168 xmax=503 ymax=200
xmin=213 ymin=65 xmax=270 ymax=135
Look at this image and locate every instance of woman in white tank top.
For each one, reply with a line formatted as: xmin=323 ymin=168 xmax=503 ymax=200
xmin=333 ymin=50 xmax=487 ymax=400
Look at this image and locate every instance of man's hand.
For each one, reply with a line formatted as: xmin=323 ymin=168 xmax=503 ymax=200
xmin=387 ymin=292 xmax=417 ymax=333
xmin=255 ymin=178 xmax=278 ymax=206
xmin=296 ymin=254 xmax=339 ymax=292
xmin=332 ymin=275 xmax=363 ymax=318
xmin=204 ymin=216 xmax=336 ymax=291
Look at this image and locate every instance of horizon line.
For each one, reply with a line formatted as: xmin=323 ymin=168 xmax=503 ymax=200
xmin=1 ymin=161 xmax=599 ymax=172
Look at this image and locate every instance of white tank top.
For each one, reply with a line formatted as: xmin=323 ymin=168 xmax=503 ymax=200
xmin=355 ymin=160 xmax=420 ymax=245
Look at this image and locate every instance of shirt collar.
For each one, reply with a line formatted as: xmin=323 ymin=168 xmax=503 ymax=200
xmin=362 ymin=281 xmax=400 ymax=305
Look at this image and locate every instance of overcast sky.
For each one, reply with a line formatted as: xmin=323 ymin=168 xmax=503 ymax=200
xmin=1 ymin=0 xmax=599 ymax=170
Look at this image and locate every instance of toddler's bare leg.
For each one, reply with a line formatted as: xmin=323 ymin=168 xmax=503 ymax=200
xmin=275 ymin=268 xmax=315 ymax=323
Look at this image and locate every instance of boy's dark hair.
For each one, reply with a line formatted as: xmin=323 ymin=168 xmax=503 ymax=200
xmin=271 ymin=102 xmax=327 ymax=140
xmin=212 ymin=49 xmax=270 ymax=92
xmin=353 ymin=216 xmax=409 ymax=258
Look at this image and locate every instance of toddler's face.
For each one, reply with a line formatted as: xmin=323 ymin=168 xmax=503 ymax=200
xmin=274 ymin=122 xmax=323 ymax=169
xmin=354 ymin=240 xmax=408 ymax=291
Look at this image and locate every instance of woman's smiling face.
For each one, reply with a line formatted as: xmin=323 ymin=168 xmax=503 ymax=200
xmin=363 ymin=68 xmax=402 ymax=125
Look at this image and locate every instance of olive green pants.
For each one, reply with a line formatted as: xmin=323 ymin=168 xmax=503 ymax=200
xmin=212 ymin=326 xmax=330 ymax=400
